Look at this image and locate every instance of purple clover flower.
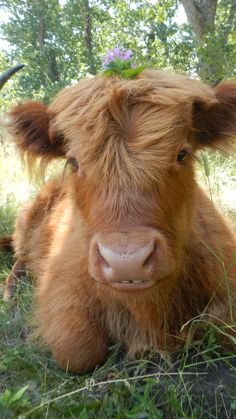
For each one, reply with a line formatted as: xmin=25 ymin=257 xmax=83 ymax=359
xmin=102 ymin=47 xmax=133 ymax=68
xmin=101 ymin=47 xmax=146 ymax=79
xmin=122 ymin=49 xmax=133 ymax=60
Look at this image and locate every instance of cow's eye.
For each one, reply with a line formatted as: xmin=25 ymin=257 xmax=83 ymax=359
xmin=177 ymin=149 xmax=188 ymax=162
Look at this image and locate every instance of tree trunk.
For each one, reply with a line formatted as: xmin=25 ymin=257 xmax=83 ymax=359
xmin=147 ymin=18 xmax=156 ymax=60
xmin=81 ymin=0 xmax=96 ymax=75
xmin=180 ymin=0 xmax=236 ymax=84
xmin=37 ymin=14 xmax=60 ymax=82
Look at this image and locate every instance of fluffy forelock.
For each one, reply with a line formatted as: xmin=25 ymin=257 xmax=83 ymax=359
xmin=49 ymin=70 xmax=217 ymax=189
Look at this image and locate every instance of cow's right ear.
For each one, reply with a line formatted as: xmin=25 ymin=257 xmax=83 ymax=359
xmin=192 ymin=81 xmax=236 ymax=154
xmin=7 ymin=101 xmax=66 ymax=161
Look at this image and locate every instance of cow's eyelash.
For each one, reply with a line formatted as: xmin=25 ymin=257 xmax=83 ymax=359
xmin=177 ymin=148 xmax=198 ymax=163
xmin=62 ymin=157 xmax=79 ymax=180
xmin=187 ymin=150 xmax=199 ymax=162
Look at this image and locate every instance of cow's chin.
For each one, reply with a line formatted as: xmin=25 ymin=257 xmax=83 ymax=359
xmin=88 ymin=229 xmax=176 ymax=292
xmin=90 ymin=270 xmax=174 ymax=293
xmin=104 ymin=278 xmax=156 ymax=292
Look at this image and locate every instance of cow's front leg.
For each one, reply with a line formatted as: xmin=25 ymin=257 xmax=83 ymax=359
xmin=36 ymin=280 xmax=108 ymax=373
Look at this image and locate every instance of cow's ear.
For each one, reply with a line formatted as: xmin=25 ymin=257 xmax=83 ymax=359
xmin=192 ymin=81 xmax=236 ymax=153
xmin=7 ymin=101 xmax=66 ymax=161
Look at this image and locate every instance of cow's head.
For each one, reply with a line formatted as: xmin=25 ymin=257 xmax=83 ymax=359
xmin=7 ymin=71 xmax=236 ymax=292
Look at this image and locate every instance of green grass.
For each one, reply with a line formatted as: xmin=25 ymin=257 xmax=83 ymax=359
xmin=0 ymin=151 xmax=236 ymax=418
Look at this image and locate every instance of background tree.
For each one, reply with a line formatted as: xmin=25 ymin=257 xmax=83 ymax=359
xmin=180 ymin=0 xmax=236 ymax=84
xmin=0 ymin=0 xmax=235 ymax=107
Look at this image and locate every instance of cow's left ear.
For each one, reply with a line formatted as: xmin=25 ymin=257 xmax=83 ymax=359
xmin=192 ymin=81 xmax=236 ymax=153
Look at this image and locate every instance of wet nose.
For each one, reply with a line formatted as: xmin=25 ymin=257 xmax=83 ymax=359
xmin=89 ymin=230 xmax=175 ymax=290
xmin=89 ymin=232 xmax=159 ymax=288
xmin=97 ymin=240 xmax=155 ymax=283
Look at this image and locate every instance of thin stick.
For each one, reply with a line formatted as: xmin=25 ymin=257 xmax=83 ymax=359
xmin=3 ymin=260 xmax=25 ymax=301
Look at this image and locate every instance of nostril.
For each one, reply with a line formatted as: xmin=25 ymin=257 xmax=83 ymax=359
xmin=143 ymin=244 xmax=156 ymax=269
xmin=96 ymin=245 xmax=110 ymax=269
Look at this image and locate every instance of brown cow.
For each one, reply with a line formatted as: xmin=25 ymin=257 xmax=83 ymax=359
xmin=3 ymin=70 xmax=236 ymax=372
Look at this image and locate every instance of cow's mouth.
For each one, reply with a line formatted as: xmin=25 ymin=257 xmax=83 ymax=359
xmin=109 ymin=279 xmax=155 ymax=291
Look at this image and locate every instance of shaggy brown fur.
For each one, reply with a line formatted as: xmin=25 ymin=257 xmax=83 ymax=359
xmin=3 ymin=70 xmax=236 ymax=372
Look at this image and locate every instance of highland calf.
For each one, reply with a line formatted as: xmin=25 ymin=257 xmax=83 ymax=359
xmin=3 ymin=70 xmax=236 ymax=372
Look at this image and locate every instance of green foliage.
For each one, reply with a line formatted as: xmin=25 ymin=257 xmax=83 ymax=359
xmin=180 ymin=0 xmax=236 ymax=84
xmin=0 ymin=51 xmax=22 ymax=111
xmin=1 ymin=0 xmax=71 ymax=103
xmin=0 ymin=0 xmax=233 ymax=109
xmin=0 ymin=0 xmax=235 ymax=109
xmin=0 ymin=385 xmax=30 ymax=418
xmin=102 ymin=57 xmax=146 ymax=78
